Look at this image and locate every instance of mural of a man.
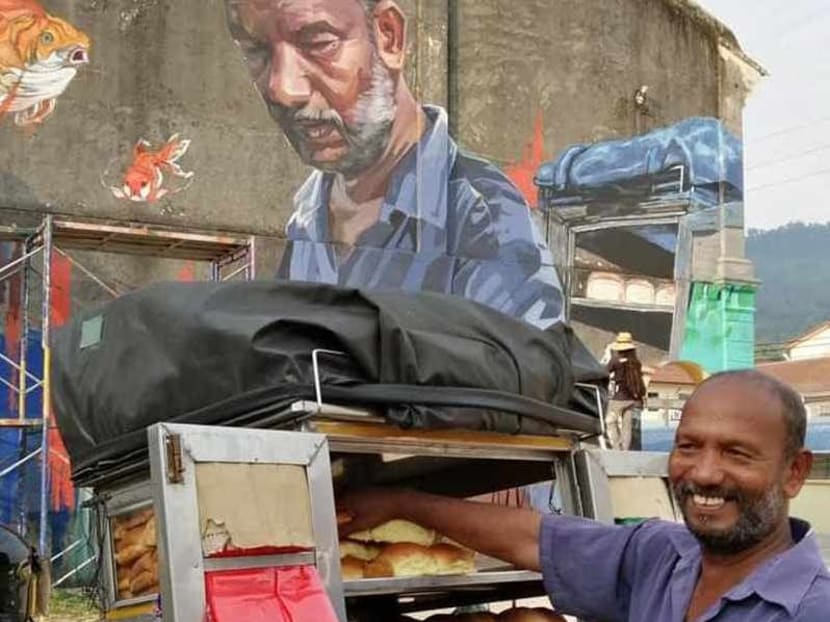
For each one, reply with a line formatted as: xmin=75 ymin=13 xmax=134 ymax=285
xmin=225 ymin=0 xmax=564 ymax=328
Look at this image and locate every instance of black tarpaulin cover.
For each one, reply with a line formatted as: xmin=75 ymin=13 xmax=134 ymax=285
xmin=51 ymin=281 xmax=606 ymax=478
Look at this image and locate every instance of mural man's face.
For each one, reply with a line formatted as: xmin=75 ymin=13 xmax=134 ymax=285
xmin=227 ymin=0 xmax=396 ymax=178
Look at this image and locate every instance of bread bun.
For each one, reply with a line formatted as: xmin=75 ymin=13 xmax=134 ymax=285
xmin=122 ymin=518 xmax=156 ymax=549
xmin=128 ymin=550 xmax=158 ymax=582
xmin=340 ymin=555 xmax=365 ymax=580
xmin=364 ymin=542 xmax=475 ymax=578
xmin=364 ymin=543 xmax=437 ymax=578
xmin=122 ymin=508 xmax=154 ymax=530
xmin=498 ymin=608 xmax=567 ymax=622
xmin=430 ymin=543 xmax=475 ymax=576
xmin=129 ymin=569 xmax=158 ymax=595
xmin=350 ymin=520 xmax=438 ymax=546
xmin=115 ymin=544 xmax=147 ymax=566
xmin=339 ymin=540 xmax=381 ymax=561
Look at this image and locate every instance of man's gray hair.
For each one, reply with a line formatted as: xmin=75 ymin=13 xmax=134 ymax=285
xmin=700 ymin=369 xmax=807 ymax=458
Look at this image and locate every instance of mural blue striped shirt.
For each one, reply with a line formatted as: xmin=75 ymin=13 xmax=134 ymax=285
xmin=277 ymin=106 xmax=564 ymax=330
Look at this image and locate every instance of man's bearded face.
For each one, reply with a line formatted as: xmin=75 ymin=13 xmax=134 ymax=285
xmin=668 ymin=378 xmax=797 ymax=556
xmin=671 ymin=479 xmax=787 ymax=555
xmin=227 ymin=0 xmax=396 ymax=178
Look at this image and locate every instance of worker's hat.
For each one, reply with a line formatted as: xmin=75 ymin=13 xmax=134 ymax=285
xmin=610 ymin=332 xmax=636 ymax=351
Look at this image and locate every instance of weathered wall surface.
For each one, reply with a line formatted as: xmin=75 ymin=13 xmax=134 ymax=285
xmin=454 ymin=0 xmax=721 ymax=170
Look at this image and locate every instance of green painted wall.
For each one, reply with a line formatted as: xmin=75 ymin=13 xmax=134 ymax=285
xmin=680 ymin=282 xmax=756 ymax=373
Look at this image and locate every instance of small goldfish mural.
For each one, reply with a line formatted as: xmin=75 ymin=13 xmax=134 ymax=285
xmin=110 ymin=134 xmax=194 ymax=203
xmin=0 ymin=0 xmax=91 ymax=126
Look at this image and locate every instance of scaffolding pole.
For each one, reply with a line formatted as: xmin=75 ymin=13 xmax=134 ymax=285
xmin=38 ymin=215 xmax=53 ymax=557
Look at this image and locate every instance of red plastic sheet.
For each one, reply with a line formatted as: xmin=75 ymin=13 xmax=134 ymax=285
xmin=205 ymin=565 xmax=339 ymax=622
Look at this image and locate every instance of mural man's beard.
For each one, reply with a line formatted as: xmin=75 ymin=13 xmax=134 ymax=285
xmin=672 ymin=480 xmax=786 ymax=555
xmin=269 ymin=52 xmax=397 ymax=179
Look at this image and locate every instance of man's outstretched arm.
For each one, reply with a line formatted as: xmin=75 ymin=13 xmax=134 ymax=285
xmin=337 ymin=488 xmax=542 ymax=572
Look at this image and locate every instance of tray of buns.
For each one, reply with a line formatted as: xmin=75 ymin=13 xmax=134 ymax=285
xmin=338 ymin=520 xmax=542 ymax=598
xmin=110 ymin=507 xmax=159 ymax=601
xmin=343 ymin=568 xmax=543 ymax=597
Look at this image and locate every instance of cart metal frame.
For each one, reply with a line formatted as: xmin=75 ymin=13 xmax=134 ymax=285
xmin=147 ymin=422 xmax=345 ymax=622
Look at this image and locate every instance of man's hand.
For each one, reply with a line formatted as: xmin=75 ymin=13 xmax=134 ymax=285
xmin=337 ymin=488 xmax=410 ymax=538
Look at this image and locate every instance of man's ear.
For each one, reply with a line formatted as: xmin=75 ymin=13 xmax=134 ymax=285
xmin=784 ymin=449 xmax=813 ymax=499
xmin=372 ymin=1 xmax=406 ymax=72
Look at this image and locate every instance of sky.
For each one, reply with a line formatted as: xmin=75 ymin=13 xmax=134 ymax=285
xmin=695 ymin=0 xmax=830 ymax=230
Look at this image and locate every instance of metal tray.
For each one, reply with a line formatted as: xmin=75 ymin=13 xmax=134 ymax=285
xmin=344 ymin=569 xmax=542 ymax=597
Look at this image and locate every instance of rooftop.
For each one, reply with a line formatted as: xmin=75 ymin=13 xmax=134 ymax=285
xmin=787 ymin=321 xmax=830 ymax=349
xmin=648 ymin=361 xmax=706 ymax=387
xmin=758 ymin=357 xmax=830 ymax=397
xmin=662 ymin=0 xmax=768 ymax=76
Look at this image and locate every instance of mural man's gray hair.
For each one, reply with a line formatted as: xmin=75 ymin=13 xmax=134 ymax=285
xmin=701 ymin=369 xmax=807 ymax=458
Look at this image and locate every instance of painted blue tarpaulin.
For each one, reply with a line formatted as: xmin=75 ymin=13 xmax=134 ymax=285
xmin=535 ymin=117 xmax=743 ymax=209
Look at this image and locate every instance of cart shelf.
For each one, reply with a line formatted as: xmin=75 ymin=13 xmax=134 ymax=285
xmin=344 ymin=569 xmax=542 ymax=597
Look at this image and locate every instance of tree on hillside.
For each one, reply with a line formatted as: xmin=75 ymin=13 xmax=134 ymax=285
xmin=746 ymin=223 xmax=830 ymax=345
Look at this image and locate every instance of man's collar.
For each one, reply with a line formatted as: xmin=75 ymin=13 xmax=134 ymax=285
xmin=379 ymin=105 xmax=455 ymax=229
xmin=671 ymin=518 xmax=827 ymax=617
xmin=733 ymin=519 xmax=828 ymax=617
xmin=289 ymin=105 xmax=456 ymax=238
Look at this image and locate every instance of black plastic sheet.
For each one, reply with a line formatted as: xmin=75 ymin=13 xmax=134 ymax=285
xmin=51 ymin=281 xmax=606 ymax=480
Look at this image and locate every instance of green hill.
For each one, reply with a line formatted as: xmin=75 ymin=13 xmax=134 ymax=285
xmin=746 ymin=223 xmax=830 ymax=347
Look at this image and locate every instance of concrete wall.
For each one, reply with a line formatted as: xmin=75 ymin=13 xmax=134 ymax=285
xmin=453 ymin=0 xmax=721 ymax=169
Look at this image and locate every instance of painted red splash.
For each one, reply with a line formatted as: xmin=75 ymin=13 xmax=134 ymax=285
xmin=504 ymin=111 xmax=546 ymax=209
xmin=49 ymin=253 xmax=71 ymax=327
xmin=48 ymin=253 xmax=74 ymax=511
xmin=177 ymin=261 xmax=195 ymax=282
xmin=3 ymin=243 xmax=22 ymax=416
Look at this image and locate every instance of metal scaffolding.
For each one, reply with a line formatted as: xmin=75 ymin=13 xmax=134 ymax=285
xmin=0 ymin=214 xmax=255 ymax=562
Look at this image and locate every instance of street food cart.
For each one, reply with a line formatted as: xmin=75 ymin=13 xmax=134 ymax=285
xmin=51 ymin=281 xmax=626 ymax=621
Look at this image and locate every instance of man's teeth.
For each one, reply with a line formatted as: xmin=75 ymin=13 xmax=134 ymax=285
xmin=693 ymin=494 xmax=725 ymax=507
xmin=307 ymin=126 xmax=330 ymax=138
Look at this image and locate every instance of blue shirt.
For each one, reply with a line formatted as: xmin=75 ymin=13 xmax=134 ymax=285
xmin=540 ymin=515 xmax=830 ymax=621
xmin=277 ymin=106 xmax=564 ymax=329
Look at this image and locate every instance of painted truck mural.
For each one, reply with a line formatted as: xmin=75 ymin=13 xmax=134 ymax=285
xmin=0 ymin=0 xmax=760 ymax=574
xmin=535 ymin=117 xmax=748 ymax=364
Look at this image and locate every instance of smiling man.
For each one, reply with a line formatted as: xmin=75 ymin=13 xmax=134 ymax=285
xmin=339 ymin=370 xmax=830 ymax=620
xmin=224 ymin=0 xmax=563 ymax=328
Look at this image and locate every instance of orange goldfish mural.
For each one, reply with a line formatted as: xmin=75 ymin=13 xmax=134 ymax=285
xmin=0 ymin=0 xmax=91 ymax=126
xmin=110 ymin=134 xmax=194 ymax=203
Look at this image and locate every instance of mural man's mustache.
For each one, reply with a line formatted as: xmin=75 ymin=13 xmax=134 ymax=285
xmin=270 ymin=103 xmax=360 ymax=145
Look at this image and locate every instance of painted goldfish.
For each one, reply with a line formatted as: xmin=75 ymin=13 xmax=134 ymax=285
xmin=0 ymin=0 xmax=90 ymax=126
xmin=111 ymin=134 xmax=194 ymax=203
